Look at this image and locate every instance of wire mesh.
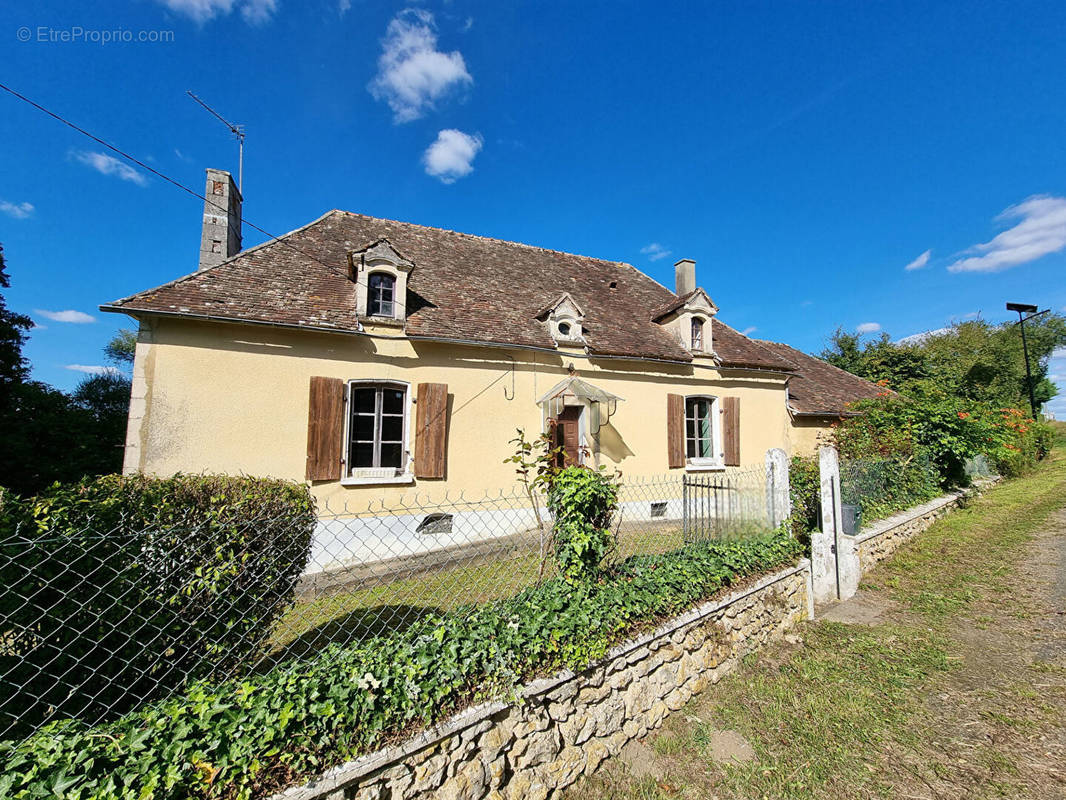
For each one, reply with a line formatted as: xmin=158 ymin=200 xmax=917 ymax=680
xmin=839 ymin=453 xmax=940 ymax=528
xmin=0 ymin=467 xmax=775 ymax=743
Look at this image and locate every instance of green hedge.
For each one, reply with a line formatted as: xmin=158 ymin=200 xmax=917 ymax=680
xmin=0 ymin=474 xmax=316 ymax=737
xmin=839 ymin=455 xmax=941 ymax=524
xmin=1 ymin=529 xmax=803 ymax=800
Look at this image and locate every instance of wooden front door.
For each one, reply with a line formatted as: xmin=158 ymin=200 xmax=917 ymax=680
xmin=554 ymin=406 xmax=582 ymax=467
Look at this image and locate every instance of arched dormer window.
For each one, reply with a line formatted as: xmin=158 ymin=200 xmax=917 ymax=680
xmin=368 ymin=272 xmax=396 ymax=318
xmin=691 ymin=317 xmax=704 ymax=351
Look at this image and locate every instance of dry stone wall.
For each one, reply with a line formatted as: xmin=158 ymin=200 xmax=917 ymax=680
xmin=273 ymin=562 xmax=812 ymax=800
xmin=853 ymin=488 xmax=974 ymax=573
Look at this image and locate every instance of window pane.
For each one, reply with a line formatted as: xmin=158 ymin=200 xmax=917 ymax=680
xmin=379 ymin=443 xmax=403 ymax=468
xmin=352 ymin=388 xmax=376 ymax=414
xmin=350 ymin=441 xmax=374 ymax=468
xmin=352 ymin=413 xmax=374 ymax=441
xmin=380 ymin=415 xmax=403 ymax=442
xmin=686 ymin=439 xmax=696 ymax=459
xmin=381 ymin=388 xmax=405 ymax=414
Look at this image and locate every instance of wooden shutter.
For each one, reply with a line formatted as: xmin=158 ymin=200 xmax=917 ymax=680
xmin=722 ymin=396 xmax=740 ymax=466
xmin=414 ymin=383 xmax=448 ymax=479
xmin=305 ymin=376 xmax=344 ymax=481
xmin=667 ymin=393 xmax=685 ymax=469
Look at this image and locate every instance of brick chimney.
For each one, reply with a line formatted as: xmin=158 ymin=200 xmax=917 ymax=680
xmin=198 ymin=168 xmax=242 ymax=271
xmin=674 ymin=258 xmax=695 ymax=296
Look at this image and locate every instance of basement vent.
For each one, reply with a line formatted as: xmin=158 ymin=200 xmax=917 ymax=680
xmin=650 ymin=502 xmax=667 ymax=518
xmin=417 ymin=513 xmax=454 ymax=535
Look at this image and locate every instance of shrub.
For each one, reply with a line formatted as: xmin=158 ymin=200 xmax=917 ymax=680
xmin=839 ymin=454 xmax=941 ymax=523
xmin=545 ymin=466 xmax=619 ymax=582
xmin=0 ymin=529 xmax=803 ymax=800
xmin=0 ymin=474 xmax=315 ymax=737
xmin=788 ymin=455 xmax=820 ymax=542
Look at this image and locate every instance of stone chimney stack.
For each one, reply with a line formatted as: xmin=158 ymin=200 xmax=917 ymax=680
xmin=674 ymin=258 xmax=696 ymax=296
xmin=198 ymin=168 xmax=242 ymax=271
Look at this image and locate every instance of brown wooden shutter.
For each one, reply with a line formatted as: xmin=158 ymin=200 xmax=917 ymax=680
xmin=722 ymin=396 xmax=740 ymax=466
xmin=305 ymin=376 xmax=344 ymax=481
xmin=667 ymin=393 xmax=685 ymax=469
xmin=414 ymin=383 xmax=448 ymax=479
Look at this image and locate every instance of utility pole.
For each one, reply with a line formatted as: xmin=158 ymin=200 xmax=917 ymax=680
xmin=1006 ymin=302 xmax=1049 ymax=419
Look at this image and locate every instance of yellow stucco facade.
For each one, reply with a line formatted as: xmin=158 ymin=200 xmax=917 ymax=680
xmin=125 ymin=317 xmax=796 ymax=508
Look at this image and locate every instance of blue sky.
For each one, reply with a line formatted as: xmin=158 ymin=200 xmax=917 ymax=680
xmin=2 ymin=1 xmax=1065 ymax=415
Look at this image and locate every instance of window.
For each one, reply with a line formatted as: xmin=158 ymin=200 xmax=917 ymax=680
xmin=691 ymin=317 xmax=704 ymax=351
xmin=557 ymin=321 xmax=571 ymax=338
xmin=348 ymin=383 xmax=406 ymax=470
xmin=685 ymin=396 xmax=716 ymax=460
xmin=368 ymin=272 xmax=395 ymax=317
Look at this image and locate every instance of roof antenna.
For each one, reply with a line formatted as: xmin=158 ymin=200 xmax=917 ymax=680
xmin=186 ymin=90 xmax=245 ymax=193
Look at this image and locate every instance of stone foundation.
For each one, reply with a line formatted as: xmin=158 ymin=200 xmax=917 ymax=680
xmin=272 ymin=561 xmax=812 ymax=800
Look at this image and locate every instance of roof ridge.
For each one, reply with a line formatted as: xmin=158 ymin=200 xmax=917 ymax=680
xmin=333 ymin=209 xmax=659 ymax=281
xmin=754 ymin=338 xmax=882 ymax=387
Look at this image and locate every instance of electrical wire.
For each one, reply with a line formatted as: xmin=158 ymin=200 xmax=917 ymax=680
xmin=0 ymin=81 xmax=353 ymax=282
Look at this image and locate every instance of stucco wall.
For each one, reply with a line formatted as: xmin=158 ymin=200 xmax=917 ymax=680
xmin=125 ymin=317 xmax=792 ymax=507
xmin=270 ymin=561 xmax=812 ymax=800
xmin=787 ymin=416 xmax=833 ymax=456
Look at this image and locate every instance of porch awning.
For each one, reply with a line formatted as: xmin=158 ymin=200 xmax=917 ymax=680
xmin=537 ymin=377 xmax=623 ymax=434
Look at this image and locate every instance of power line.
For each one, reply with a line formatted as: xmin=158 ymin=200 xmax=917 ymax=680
xmin=0 ymin=81 xmax=352 ymax=282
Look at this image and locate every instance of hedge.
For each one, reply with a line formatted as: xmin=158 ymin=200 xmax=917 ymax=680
xmin=0 ymin=529 xmax=803 ymax=800
xmin=0 ymin=474 xmax=316 ymax=738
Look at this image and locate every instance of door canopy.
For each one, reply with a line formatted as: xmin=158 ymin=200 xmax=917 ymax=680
xmin=537 ymin=377 xmax=622 ymax=435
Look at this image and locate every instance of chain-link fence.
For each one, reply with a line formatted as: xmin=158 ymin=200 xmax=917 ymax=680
xmin=0 ymin=466 xmax=773 ymax=744
xmin=840 ymin=453 xmax=941 ymax=529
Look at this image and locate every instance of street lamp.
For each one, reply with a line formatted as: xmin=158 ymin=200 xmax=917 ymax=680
xmin=1006 ymin=302 xmax=1048 ymax=419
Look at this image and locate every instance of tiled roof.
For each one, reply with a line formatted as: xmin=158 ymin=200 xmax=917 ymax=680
xmin=754 ymin=340 xmax=886 ymax=416
xmin=103 ymin=210 xmax=794 ymax=371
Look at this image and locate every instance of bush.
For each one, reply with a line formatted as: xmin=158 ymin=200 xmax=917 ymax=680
xmin=1 ymin=529 xmax=803 ymax=800
xmin=788 ymin=455 xmax=820 ymax=542
xmin=839 ymin=454 xmax=941 ymax=523
xmin=546 ymin=466 xmax=619 ymax=582
xmin=0 ymin=474 xmax=315 ymax=737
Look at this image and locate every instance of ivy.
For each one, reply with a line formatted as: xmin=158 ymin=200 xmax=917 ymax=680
xmin=1 ymin=530 xmax=803 ymax=800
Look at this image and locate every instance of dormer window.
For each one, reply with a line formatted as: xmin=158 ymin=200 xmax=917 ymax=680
xmin=351 ymin=239 xmax=414 ymax=324
xmin=691 ymin=317 xmax=704 ymax=351
xmin=537 ymin=292 xmax=586 ymax=346
xmin=368 ymin=273 xmax=396 ymax=317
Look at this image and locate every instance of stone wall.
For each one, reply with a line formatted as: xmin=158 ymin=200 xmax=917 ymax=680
xmin=852 ymin=481 xmax=995 ymax=573
xmin=272 ymin=561 xmax=812 ymax=800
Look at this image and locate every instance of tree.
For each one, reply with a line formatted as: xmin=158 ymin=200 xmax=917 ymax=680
xmin=821 ymin=316 xmax=1066 ymax=413
xmin=0 ymin=244 xmax=33 ymax=410
xmin=104 ymin=328 xmax=136 ymax=367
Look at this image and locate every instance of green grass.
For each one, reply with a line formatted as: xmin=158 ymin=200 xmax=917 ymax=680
xmin=576 ymin=422 xmax=1066 ymax=800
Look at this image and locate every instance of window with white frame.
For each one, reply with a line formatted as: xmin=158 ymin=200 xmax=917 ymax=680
xmin=691 ymin=317 xmax=704 ymax=351
xmin=685 ymin=395 xmax=720 ymax=463
xmin=368 ymin=273 xmax=396 ymax=318
xmin=347 ymin=382 xmax=407 ymax=471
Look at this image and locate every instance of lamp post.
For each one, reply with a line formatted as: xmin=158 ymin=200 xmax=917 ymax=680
xmin=1006 ymin=302 xmax=1047 ymax=419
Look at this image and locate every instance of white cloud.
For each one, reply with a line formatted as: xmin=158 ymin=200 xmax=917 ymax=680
xmin=154 ymin=0 xmax=277 ymax=24
xmin=338 ymin=0 xmax=351 ymax=13
xmin=1053 ymin=346 xmax=1066 ymax=360
xmin=35 ymin=309 xmax=96 ymax=324
xmin=240 ymin=0 xmax=276 ymax=24
xmin=423 ymin=129 xmax=482 ymax=183
xmin=71 ymin=151 xmax=147 ymax=186
xmin=856 ymin=322 xmax=881 ymax=334
xmin=903 ymin=249 xmax=931 ymax=271
xmin=897 ymin=327 xmax=951 ymax=346
xmin=741 ymin=326 xmax=758 ymax=336
xmin=948 ymin=195 xmax=1066 ymax=273
xmin=369 ymin=9 xmax=473 ymax=123
xmin=65 ymin=364 xmax=121 ymax=376
xmin=0 ymin=200 xmax=34 ymax=219
xmin=640 ymin=243 xmax=672 ymax=262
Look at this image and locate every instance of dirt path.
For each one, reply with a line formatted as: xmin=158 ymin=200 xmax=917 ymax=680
xmin=573 ymin=497 xmax=1066 ymax=800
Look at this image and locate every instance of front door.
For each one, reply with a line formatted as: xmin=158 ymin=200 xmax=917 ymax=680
xmin=553 ymin=406 xmax=582 ymax=467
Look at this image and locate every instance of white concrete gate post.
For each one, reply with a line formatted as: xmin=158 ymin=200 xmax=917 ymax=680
xmin=811 ymin=445 xmax=860 ymax=603
xmin=765 ymin=448 xmax=790 ymax=528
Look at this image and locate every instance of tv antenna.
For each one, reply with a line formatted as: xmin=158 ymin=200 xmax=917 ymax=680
xmin=186 ymin=90 xmax=245 ymax=193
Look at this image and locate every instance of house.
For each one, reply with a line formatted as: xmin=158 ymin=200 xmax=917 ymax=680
xmin=103 ymin=169 xmax=809 ymax=513
xmin=754 ymin=339 xmax=886 ymax=454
